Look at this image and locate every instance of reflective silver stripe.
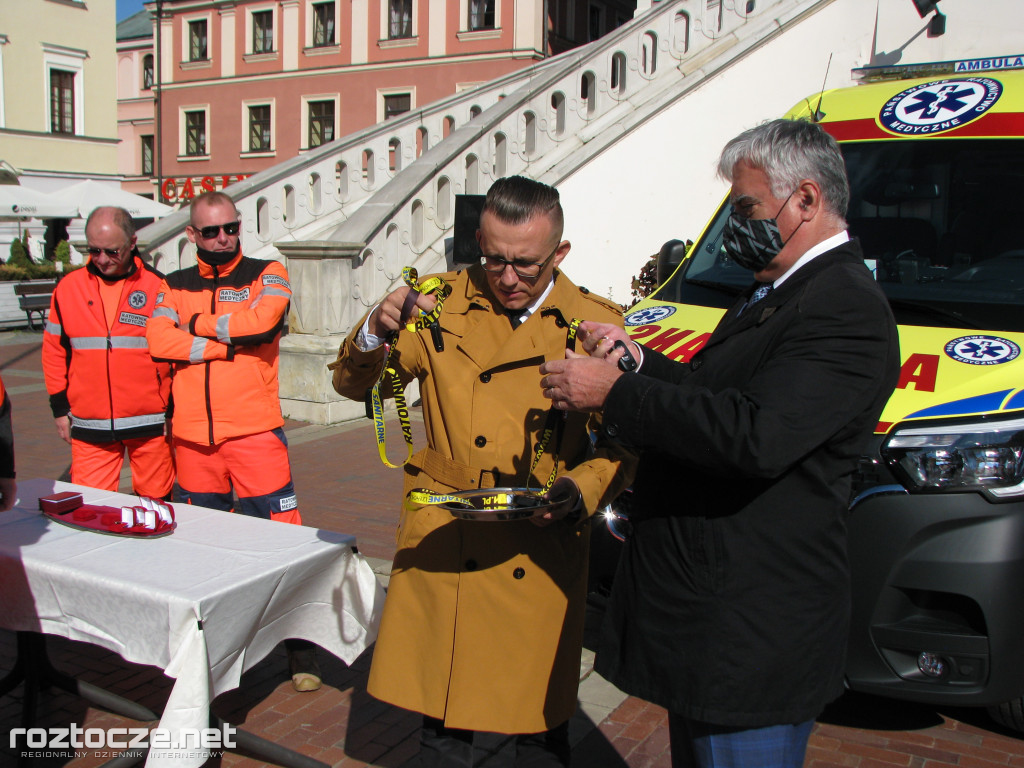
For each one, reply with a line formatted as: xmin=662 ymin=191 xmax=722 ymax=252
xmin=68 ymin=336 xmax=149 ymax=350
xmin=45 ymin=320 xmax=62 ymax=335
xmin=152 ymin=306 xmax=180 ymax=324
xmin=110 ymin=336 xmax=150 ymax=349
xmin=216 ymin=314 xmax=232 ymax=344
xmin=262 ymin=287 xmax=290 ymax=299
xmin=189 ymin=337 xmax=207 ymax=363
xmin=69 ymin=337 xmax=108 ymax=350
xmin=70 ymin=412 xmax=166 ymax=430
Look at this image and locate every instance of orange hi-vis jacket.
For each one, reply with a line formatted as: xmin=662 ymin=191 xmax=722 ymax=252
xmin=146 ymin=251 xmax=291 ymax=446
xmin=42 ymin=258 xmax=171 ymax=444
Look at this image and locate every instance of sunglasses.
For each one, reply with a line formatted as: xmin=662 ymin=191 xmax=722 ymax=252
xmin=86 ymin=245 xmax=128 ymax=258
xmin=194 ymin=221 xmax=241 ymax=239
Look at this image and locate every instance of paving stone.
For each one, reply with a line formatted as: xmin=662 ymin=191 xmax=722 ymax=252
xmin=3 ymin=334 xmax=1024 ymax=767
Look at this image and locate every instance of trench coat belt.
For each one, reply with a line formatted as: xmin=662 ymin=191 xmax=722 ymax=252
xmin=419 ymin=447 xmax=498 ymax=490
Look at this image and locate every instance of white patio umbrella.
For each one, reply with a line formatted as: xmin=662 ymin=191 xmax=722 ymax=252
xmin=50 ymin=180 xmax=174 ymax=220
xmin=0 ymin=185 xmax=78 ymax=220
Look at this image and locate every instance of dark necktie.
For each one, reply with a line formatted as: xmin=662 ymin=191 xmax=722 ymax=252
xmin=508 ymin=311 xmax=524 ymax=329
xmin=750 ymin=282 xmax=773 ymax=304
xmin=740 ymin=283 xmax=772 ymax=315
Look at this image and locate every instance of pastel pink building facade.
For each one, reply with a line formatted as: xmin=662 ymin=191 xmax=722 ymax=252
xmin=118 ymin=0 xmax=634 ymax=203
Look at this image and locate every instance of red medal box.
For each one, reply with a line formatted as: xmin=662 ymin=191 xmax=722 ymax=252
xmin=39 ymin=493 xmax=176 ymax=538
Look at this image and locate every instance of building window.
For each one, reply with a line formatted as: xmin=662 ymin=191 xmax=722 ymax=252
xmin=468 ymin=0 xmax=495 ymax=30
xmin=189 ymin=19 xmax=208 ymax=60
xmin=383 ymin=93 xmax=411 ymax=120
xmin=252 ymin=10 xmax=274 ymax=53
xmin=141 ymin=135 xmax=154 ymax=176
xmin=185 ymin=110 xmax=206 ymax=156
xmin=248 ymin=105 xmax=272 ymax=151
xmin=312 ymin=2 xmax=335 ymax=47
xmin=142 ymin=54 xmax=154 ymax=90
xmin=308 ymin=100 xmax=335 ymax=148
xmin=50 ymin=69 xmax=75 ymax=134
xmin=588 ymin=3 xmax=604 ymax=41
xmin=389 ymin=0 xmax=412 ymax=39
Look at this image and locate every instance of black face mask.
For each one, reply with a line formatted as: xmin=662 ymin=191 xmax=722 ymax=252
xmin=722 ymin=193 xmax=801 ymax=272
xmin=195 ymin=240 xmax=240 ymax=267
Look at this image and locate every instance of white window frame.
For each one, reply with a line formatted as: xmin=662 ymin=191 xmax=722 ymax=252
xmin=300 ymin=93 xmax=340 ymax=151
xmin=241 ymin=98 xmax=276 ymax=156
xmin=377 ymin=87 xmax=415 ymax=122
xmin=379 ymin=0 xmax=417 ymax=43
xmin=245 ymin=4 xmax=278 ymax=56
xmin=178 ymin=104 xmax=210 ymax=159
xmin=305 ymin=0 xmax=340 ymax=50
xmin=42 ymin=43 xmax=86 ymax=136
xmin=463 ymin=0 xmax=499 ymax=32
xmin=181 ymin=13 xmax=212 ymax=62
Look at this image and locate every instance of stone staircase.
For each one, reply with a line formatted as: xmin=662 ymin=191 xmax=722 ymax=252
xmin=138 ymin=0 xmax=834 ymax=423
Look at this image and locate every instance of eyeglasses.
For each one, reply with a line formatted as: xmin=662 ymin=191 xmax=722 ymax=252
xmin=86 ymin=244 xmax=128 ymax=258
xmin=480 ymin=245 xmax=558 ymax=279
xmin=193 ymin=221 xmax=241 ymax=239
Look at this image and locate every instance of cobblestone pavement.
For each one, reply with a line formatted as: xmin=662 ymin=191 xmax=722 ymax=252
xmin=1 ymin=331 xmax=1022 ymax=767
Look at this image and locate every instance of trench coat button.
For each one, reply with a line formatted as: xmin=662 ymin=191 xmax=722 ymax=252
xmin=479 ymin=373 xmax=491 ymax=383
xmin=513 ymin=567 xmax=525 ymax=579
xmin=475 ymin=435 xmax=487 ymax=447
xmin=465 ymin=559 xmax=477 ymax=571
xmin=691 ymin=358 xmax=703 ymax=371
xmin=605 ymin=423 xmax=619 ymax=437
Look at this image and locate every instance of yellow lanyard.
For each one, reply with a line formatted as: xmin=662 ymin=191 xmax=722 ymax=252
xmin=371 ymin=267 xmax=451 ymax=469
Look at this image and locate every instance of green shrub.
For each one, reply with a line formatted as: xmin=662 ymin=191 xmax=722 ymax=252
xmin=0 ymin=265 xmax=30 ymax=281
xmin=7 ymin=239 xmax=31 ymax=269
xmin=54 ymin=240 xmax=71 ymax=267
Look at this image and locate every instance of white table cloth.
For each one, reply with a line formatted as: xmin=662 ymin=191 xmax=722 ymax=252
xmin=0 ymin=479 xmax=386 ymax=767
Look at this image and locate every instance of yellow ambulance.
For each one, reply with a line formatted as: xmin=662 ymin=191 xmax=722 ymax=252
xmin=621 ymin=59 xmax=1024 ymax=730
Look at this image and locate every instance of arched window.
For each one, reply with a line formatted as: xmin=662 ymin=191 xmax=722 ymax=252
xmin=142 ymin=54 xmax=154 ymax=90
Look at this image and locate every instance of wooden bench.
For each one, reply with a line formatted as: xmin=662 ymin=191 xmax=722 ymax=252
xmin=13 ymin=280 xmax=57 ymax=331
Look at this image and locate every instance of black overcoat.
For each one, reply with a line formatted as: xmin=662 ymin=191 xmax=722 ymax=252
xmin=594 ymin=240 xmax=901 ymax=727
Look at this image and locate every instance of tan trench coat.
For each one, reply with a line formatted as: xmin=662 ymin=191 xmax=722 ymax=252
xmin=331 ymin=266 xmax=634 ymax=734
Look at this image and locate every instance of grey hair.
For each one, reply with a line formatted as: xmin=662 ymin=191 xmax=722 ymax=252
xmin=481 ymin=176 xmax=564 ymax=237
xmin=718 ymin=119 xmax=849 ymax=220
xmin=85 ymin=206 xmax=135 ymax=240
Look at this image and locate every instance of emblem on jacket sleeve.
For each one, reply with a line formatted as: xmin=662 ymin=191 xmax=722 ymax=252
xmin=262 ymin=274 xmax=290 ymax=288
xmin=128 ymin=290 xmax=147 ymax=309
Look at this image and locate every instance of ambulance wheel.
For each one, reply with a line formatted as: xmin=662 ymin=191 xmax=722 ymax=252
xmin=988 ymin=699 xmax=1024 ymax=734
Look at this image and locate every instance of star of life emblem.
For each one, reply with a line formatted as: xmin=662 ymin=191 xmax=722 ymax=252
xmin=625 ymin=305 xmax=677 ymax=326
xmin=878 ymin=77 xmax=1002 ymax=136
xmin=944 ymin=335 xmax=1020 ymax=366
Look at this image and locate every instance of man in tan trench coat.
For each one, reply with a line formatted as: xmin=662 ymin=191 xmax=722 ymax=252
xmin=331 ymin=176 xmax=635 ymax=767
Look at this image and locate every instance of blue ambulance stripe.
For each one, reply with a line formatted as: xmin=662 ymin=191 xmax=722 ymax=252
xmin=907 ymin=390 xmax=1013 ymax=418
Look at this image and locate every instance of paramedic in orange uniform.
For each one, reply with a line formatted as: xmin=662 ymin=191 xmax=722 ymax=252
xmin=42 ymin=206 xmax=173 ymax=499
xmin=146 ymin=190 xmax=319 ymax=692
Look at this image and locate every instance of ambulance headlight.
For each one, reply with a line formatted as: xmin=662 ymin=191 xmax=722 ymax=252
xmin=881 ymin=416 xmax=1024 ymax=498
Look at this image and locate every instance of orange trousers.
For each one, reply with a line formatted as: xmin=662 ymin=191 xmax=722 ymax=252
xmin=70 ymin=434 xmax=175 ymax=499
xmin=173 ymin=428 xmax=301 ymax=525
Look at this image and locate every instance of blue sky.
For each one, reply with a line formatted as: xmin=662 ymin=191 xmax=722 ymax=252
xmin=117 ymin=0 xmax=148 ymax=22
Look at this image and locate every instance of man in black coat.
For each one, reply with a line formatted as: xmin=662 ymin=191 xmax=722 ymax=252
xmin=539 ymin=119 xmax=901 ymax=768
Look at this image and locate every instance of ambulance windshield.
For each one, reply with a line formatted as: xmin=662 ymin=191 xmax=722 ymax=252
xmin=665 ymin=138 xmax=1024 ymax=332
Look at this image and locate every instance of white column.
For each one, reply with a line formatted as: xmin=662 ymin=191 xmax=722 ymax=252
xmin=428 ymin=0 xmax=446 ymax=57
xmin=219 ymin=6 xmax=236 ymax=77
xmin=282 ymin=0 xmax=300 ymax=70
xmin=351 ymin=0 xmax=368 ymax=64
